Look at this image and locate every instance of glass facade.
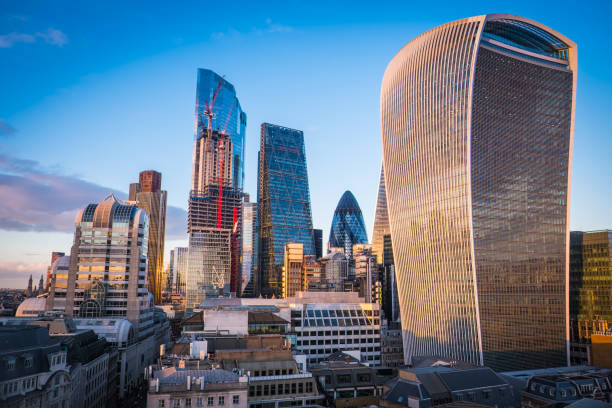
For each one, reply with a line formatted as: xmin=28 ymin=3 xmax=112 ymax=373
xmin=570 ymin=231 xmax=612 ymax=328
xmin=129 ymin=170 xmax=167 ymax=304
xmin=371 ymin=165 xmax=390 ymax=265
xmin=328 ymin=191 xmax=368 ymax=257
xmin=169 ymin=247 xmax=188 ymax=294
xmin=381 ymin=14 xmax=576 ymax=371
xmin=241 ymin=200 xmax=256 ymax=296
xmin=257 ymin=123 xmax=315 ymax=297
xmin=47 ymin=195 xmax=154 ymax=338
xmin=194 ymin=69 xmax=247 ymax=189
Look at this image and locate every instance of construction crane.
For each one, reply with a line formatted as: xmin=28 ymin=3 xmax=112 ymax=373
xmin=202 ymin=77 xmax=224 ymax=139
xmin=216 ymin=101 xmax=234 ymax=228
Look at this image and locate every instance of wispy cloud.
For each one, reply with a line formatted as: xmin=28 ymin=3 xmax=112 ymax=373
xmin=0 ymin=261 xmax=46 ymax=289
xmin=0 ymin=28 xmax=67 ymax=48
xmin=0 ymin=32 xmax=35 ymax=48
xmin=264 ymin=18 xmax=293 ymax=33
xmin=37 ymin=28 xmax=68 ymax=47
xmin=0 ymin=120 xmax=16 ymax=137
xmin=0 ymin=153 xmax=187 ymax=239
xmin=211 ymin=19 xmax=294 ymax=40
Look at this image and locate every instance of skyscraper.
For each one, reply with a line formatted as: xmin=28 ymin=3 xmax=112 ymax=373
xmin=188 ymin=69 xmax=245 ymax=310
xmin=46 ymin=251 xmax=65 ymax=291
xmin=257 ymin=123 xmax=315 ymax=297
xmin=129 ymin=170 xmax=167 ymax=304
xmin=241 ymin=196 xmax=256 ymax=297
xmin=313 ymin=229 xmax=323 ymax=260
xmin=195 ymin=69 xmax=247 ymax=189
xmin=381 ymin=14 xmax=576 ymax=371
xmin=328 ymin=191 xmax=368 ymax=258
xmin=46 ymin=195 xmax=154 ymax=338
xmin=371 ymin=166 xmax=390 ymax=265
xmin=169 ymin=247 xmax=188 ymax=294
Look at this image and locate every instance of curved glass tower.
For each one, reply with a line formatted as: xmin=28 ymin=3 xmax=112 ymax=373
xmin=381 ymin=14 xmax=576 ymax=371
xmin=329 ymin=191 xmax=368 ymax=257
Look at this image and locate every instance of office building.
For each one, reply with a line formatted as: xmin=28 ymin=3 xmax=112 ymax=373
xmin=129 ymin=170 xmax=167 ymax=304
xmin=303 ymin=255 xmax=326 ymax=292
xmin=187 ymin=69 xmax=245 ymax=310
xmin=311 ymin=353 xmax=390 ymax=406
xmin=372 ymin=166 xmax=390 ymax=266
xmin=0 ymin=326 xmax=72 ymax=408
xmin=570 ymin=231 xmax=612 ymax=335
xmin=257 ymin=123 xmax=315 ymax=297
xmin=381 ymin=366 xmax=517 ymax=408
xmin=381 ymin=14 xmax=576 ymax=370
xmin=46 ymin=194 xmax=154 ymax=338
xmin=320 ymin=251 xmax=349 ymax=292
xmin=381 ymin=234 xmax=399 ymax=322
xmin=46 ymin=251 xmax=65 ymax=291
xmin=313 ymin=229 xmax=323 ymax=260
xmin=500 ymin=365 xmax=612 ymax=407
xmin=282 ymin=242 xmax=304 ymax=298
xmin=195 ymin=68 xmax=247 ymax=189
xmin=146 ymin=368 xmax=248 ymax=408
xmin=242 ymin=196 xmax=256 ymax=297
xmin=170 ymin=247 xmax=189 ymax=295
xmin=199 ymin=291 xmax=382 ymax=368
xmin=329 ymin=191 xmax=368 ymax=258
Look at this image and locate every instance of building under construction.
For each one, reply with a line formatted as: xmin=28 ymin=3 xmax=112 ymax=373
xmin=187 ymin=70 xmax=244 ymax=312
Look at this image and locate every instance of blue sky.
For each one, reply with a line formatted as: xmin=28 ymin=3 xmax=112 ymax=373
xmin=0 ymin=0 xmax=610 ymax=288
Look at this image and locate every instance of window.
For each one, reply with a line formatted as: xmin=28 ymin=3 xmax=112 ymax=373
xmin=173 ymin=399 xmax=180 ymax=408
xmin=357 ymin=373 xmax=371 ymax=382
xmin=218 ymin=396 xmax=224 ymax=406
xmin=232 ymin=395 xmax=239 ymax=404
xmin=196 ymin=397 xmax=203 ymax=406
xmin=159 ymin=401 xmax=165 ymax=408
xmin=186 ymin=398 xmax=192 ymax=406
xmin=337 ymin=374 xmax=352 ymax=384
xmin=208 ymin=396 xmax=214 ymax=406
xmin=7 ymin=358 xmax=16 ymax=370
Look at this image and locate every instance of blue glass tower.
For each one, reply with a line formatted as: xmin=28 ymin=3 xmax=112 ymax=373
xmin=329 ymin=191 xmax=368 ymax=257
xmin=257 ymin=123 xmax=315 ymax=297
xmin=194 ymin=68 xmax=247 ymax=189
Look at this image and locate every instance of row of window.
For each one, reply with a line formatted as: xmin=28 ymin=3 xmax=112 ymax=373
xmin=298 ymin=337 xmax=378 ymax=346
xmin=158 ymin=395 xmax=240 ymax=407
xmin=248 ymin=381 xmax=314 ymax=397
xmin=297 ymin=329 xmax=380 ymax=336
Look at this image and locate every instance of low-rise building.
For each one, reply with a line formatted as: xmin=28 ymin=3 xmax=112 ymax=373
xmin=501 ymin=365 xmax=612 ymax=407
xmin=0 ymin=326 xmax=72 ymax=408
xmin=147 ymin=368 xmax=248 ymax=408
xmin=311 ymin=352 xmax=390 ymax=407
xmin=380 ymin=366 xmax=517 ymax=408
xmin=215 ymin=349 xmax=325 ymax=407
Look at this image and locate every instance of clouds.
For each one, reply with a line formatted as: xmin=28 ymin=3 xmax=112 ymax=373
xmin=0 ymin=28 xmax=67 ymax=48
xmin=0 ymin=261 xmax=46 ymax=289
xmin=0 ymin=120 xmax=16 ymax=137
xmin=0 ymin=153 xmax=187 ymax=239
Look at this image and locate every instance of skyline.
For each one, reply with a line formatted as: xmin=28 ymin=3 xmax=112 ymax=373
xmin=1 ymin=0 xmax=611 ymax=288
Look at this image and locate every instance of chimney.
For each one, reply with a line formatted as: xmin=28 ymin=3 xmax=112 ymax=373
xmin=187 ymin=375 xmax=191 ymax=391
xmin=155 ymin=378 xmax=159 ymax=392
xmin=200 ymin=376 xmax=205 ymax=391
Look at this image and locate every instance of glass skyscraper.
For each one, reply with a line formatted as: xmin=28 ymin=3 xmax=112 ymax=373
xmin=257 ymin=123 xmax=315 ymax=297
xmin=329 ymin=190 xmax=368 ymax=257
xmin=371 ymin=165 xmax=390 ymax=265
xmin=381 ymin=14 xmax=576 ymax=371
xmin=187 ymin=69 xmax=245 ymax=311
xmin=194 ymin=69 xmax=247 ymax=189
xmin=129 ymin=170 xmax=167 ymax=304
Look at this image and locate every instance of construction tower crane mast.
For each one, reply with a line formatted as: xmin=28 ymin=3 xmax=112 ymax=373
xmin=217 ymin=101 xmax=234 ymax=228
